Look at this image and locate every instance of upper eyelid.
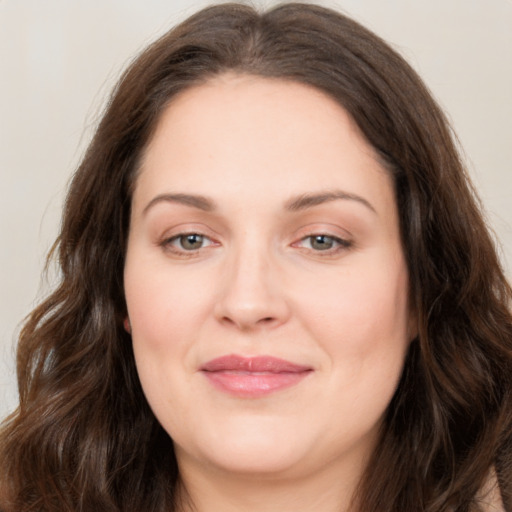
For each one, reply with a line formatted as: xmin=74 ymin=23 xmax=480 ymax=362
xmin=158 ymin=223 xmax=219 ymax=241
xmin=290 ymin=223 xmax=353 ymax=241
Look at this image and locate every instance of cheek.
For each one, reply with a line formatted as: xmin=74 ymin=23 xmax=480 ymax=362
xmin=124 ymin=258 xmax=213 ymax=355
xmin=295 ymin=254 xmax=411 ymax=366
xmin=124 ymin=261 xmax=210 ymax=430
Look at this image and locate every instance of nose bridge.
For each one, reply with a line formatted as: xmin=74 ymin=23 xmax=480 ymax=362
xmin=214 ymin=235 xmax=289 ymax=329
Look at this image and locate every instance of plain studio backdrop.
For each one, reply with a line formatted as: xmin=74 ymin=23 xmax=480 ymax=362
xmin=1 ymin=0 xmax=511 ymax=421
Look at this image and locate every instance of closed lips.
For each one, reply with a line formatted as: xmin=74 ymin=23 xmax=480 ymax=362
xmin=200 ymin=354 xmax=312 ymax=373
xmin=200 ymin=355 xmax=313 ymax=397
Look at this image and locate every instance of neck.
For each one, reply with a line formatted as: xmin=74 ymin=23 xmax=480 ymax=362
xmin=174 ymin=452 xmax=366 ymax=512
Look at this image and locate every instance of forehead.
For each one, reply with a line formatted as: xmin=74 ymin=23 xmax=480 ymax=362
xmin=134 ymin=74 xmax=394 ymax=216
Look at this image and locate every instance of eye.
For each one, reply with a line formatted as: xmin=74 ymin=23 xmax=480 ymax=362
xmin=309 ymin=235 xmax=337 ymax=251
xmin=165 ymin=233 xmax=214 ymax=252
xmin=295 ymin=234 xmax=352 ymax=252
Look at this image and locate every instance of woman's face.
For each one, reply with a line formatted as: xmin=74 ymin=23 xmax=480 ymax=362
xmin=124 ymin=74 xmax=414 ymax=481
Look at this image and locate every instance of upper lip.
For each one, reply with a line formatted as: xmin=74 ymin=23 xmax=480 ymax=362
xmin=200 ymin=354 xmax=312 ymax=373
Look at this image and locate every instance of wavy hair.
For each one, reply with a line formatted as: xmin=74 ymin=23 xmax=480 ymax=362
xmin=1 ymin=3 xmax=511 ymax=511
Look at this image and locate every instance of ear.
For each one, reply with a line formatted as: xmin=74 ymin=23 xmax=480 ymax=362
xmin=123 ymin=317 xmax=132 ymax=334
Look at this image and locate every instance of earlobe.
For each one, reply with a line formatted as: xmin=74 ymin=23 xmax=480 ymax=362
xmin=124 ymin=317 xmax=132 ymax=334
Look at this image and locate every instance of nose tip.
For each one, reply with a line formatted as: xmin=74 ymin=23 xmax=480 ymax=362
xmin=218 ymin=307 xmax=282 ymax=331
xmin=214 ymin=256 xmax=290 ymax=331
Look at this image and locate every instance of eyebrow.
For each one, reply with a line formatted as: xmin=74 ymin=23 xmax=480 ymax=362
xmin=142 ymin=189 xmax=376 ymax=216
xmin=284 ymin=190 xmax=377 ymax=214
xmin=142 ymin=193 xmax=216 ymax=215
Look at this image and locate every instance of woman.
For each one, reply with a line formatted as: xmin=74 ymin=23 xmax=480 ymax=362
xmin=1 ymin=2 xmax=511 ymax=511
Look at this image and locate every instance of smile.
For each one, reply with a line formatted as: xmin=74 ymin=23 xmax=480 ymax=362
xmin=200 ymin=354 xmax=313 ymax=398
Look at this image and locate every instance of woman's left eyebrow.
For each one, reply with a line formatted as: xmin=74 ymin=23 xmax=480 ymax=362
xmin=284 ymin=190 xmax=377 ymax=214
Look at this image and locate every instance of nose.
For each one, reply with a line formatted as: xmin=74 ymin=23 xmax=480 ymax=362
xmin=213 ymin=245 xmax=291 ymax=331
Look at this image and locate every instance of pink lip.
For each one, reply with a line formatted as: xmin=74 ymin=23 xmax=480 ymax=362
xmin=200 ymin=355 xmax=312 ymax=398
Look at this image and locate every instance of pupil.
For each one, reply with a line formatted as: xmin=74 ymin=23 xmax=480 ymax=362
xmin=182 ymin=234 xmax=203 ymax=250
xmin=312 ymin=235 xmax=333 ymax=250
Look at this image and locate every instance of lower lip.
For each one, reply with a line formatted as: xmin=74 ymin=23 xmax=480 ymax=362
xmin=202 ymin=370 xmax=311 ymax=398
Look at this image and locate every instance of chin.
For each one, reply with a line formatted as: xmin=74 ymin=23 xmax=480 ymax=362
xmin=173 ymin=415 xmax=318 ymax=477
xmin=194 ymin=443 xmax=309 ymax=478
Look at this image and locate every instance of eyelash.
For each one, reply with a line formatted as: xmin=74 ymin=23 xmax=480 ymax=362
xmin=160 ymin=232 xmax=352 ymax=257
xmin=161 ymin=233 xmax=217 ymax=256
xmin=293 ymin=234 xmax=352 ymax=254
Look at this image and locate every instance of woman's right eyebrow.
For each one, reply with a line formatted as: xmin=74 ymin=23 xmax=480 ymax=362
xmin=142 ymin=193 xmax=216 ymax=215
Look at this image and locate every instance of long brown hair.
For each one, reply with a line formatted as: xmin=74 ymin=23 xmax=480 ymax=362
xmin=1 ymin=3 xmax=511 ymax=511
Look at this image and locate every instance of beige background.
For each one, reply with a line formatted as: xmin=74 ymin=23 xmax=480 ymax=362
xmin=1 ymin=0 xmax=511 ymax=420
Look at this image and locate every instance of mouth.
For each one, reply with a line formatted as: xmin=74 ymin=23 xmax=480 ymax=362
xmin=200 ymin=354 xmax=313 ymax=398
